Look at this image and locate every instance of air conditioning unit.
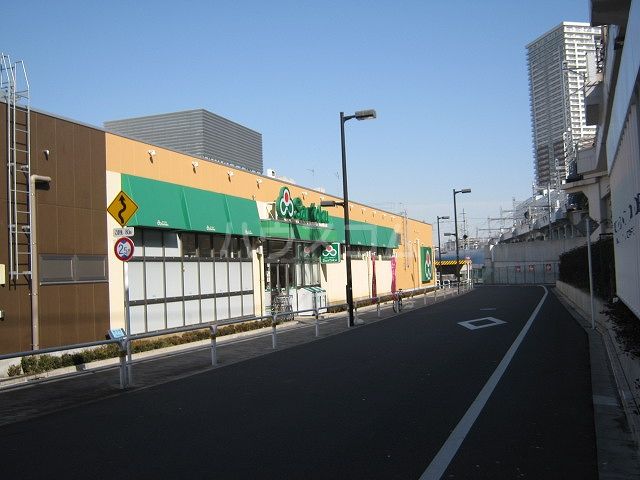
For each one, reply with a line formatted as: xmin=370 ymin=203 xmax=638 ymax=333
xmin=266 ymin=168 xmax=276 ymax=178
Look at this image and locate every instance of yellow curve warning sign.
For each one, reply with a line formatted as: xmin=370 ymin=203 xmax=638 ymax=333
xmin=107 ymin=190 xmax=139 ymax=227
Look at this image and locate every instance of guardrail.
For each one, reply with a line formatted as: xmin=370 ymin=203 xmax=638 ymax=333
xmin=0 ymin=283 xmax=474 ymax=391
xmin=0 ymin=306 xmax=331 ymax=391
xmin=366 ymin=281 xmax=472 ymax=316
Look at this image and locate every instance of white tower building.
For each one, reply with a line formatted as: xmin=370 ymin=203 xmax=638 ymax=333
xmin=527 ymin=22 xmax=601 ymax=188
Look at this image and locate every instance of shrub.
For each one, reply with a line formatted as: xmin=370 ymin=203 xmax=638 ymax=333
xmin=6 ymin=316 xmax=288 ymax=377
xmin=559 ymin=237 xmax=616 ymax=300
xmin=604 ymin=300 xmax=640 ymax=358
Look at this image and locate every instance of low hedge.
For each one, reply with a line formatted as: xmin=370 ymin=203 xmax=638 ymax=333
xmin=7 ymin=318 xmax=274 ymax=377
xmin=6 ymin=290 xmax=435 ymax=378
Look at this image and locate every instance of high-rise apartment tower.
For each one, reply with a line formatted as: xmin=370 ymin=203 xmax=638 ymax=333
xmin=527 ymin=22 xmax=601 ymax=188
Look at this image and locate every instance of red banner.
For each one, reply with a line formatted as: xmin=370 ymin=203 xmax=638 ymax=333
xmin=371 ymin=254 xmax=377 ymax=300
xmin=391 ymin=256 xmax=397 ymax=293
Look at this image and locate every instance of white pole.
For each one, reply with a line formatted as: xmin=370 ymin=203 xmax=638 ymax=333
xmin=585 ymin=217 xmax=595 ymax=329
xmin=29 ymin=175 xmax=51 ymax=350
xmin=124 ymin=260 xmax=133 ymax=383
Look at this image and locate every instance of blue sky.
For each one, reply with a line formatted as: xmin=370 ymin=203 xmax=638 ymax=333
xmin=3 ymin=0 xmax=590 ymax=237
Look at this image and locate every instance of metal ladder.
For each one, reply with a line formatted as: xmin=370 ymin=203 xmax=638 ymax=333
xmin=1 ymin=53 xmax=32 ymax=282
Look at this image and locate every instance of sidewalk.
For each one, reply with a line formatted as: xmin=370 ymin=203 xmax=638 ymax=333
xmin=0 ymin=288 xmax=459 ymax=427
xmin=553 ymin=288 xmax=640 ymax=479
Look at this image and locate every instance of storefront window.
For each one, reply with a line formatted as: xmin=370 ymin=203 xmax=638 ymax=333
xmin=128 ymin=228 xmax=254 ymax=335
xmin=266 ymin=240 xmax=295 ymax=260
xmin=212 ymin=235 xmax=230 ymax=258
xmin=238 ymin=236 xmax=251 ymax=259
xmin=265 ymin=240 xmax=320 ymax=292
xmin=182 ymin=233 xmax=197 ymax=257
xmin=198 ymin=234 xmax=212 ymax=258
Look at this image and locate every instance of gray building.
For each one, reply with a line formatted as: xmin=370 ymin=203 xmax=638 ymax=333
xmin=527 ymin=22 xmax=601 ymax=188
xmin=105 ymin=109 xmax=263 ymax=173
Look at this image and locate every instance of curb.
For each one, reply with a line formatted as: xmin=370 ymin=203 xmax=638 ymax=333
xmin=552 ymin=287 xmax=640 ymax=458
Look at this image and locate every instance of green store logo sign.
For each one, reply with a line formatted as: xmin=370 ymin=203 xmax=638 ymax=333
xmin=321 ymin=242 xmax=341 ymax=264
xmin=276 ymin=186 xmax=329 ymax=224
xmin=421 ymin=246 xmax=433 ymax=283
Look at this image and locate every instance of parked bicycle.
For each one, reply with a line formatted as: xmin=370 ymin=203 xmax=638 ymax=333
xmin=392 ymin=289 xmax=404 ymax=313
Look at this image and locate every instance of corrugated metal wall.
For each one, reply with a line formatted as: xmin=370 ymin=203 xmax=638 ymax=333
xmin=610 ymin=102 xmax=640 ymax=318
xmin=105 ymin=109 xmax=263 ymax=173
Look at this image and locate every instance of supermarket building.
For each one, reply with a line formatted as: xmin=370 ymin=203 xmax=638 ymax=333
xmin=0 ymin=103 xmax=434 ymax=354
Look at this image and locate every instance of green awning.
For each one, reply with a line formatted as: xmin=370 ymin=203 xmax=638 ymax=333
xmin=182 ymin=186 xmax=229 ymax=233
xmin=225 ymin=195 xmax=262 ymax=237
xmin=122 ymin=175 xmax=190 ymax=230
xmin=261 ymin=216 xmax=398 ymax=248
xmin=122 ymin=174 xmax=263 ymax=237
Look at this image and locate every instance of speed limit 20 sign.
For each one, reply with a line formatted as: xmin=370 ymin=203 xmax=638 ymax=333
xmin=114 ymin=237 xmax=135 ymax=262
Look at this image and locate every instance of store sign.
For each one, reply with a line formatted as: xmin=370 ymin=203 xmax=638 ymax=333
xmin=613 ymin=190 xmax=640 ymax=245
xmin=276 ymin=187 xmax=329 ymax=224
xmin=420 ymin=246 xmax=433 ymax=283
xmin=321 ymin=242 xmax=341 ymax=263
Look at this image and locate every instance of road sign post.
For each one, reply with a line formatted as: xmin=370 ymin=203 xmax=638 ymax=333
xmin=107 ymin=191 xmax=138 ymax=384
xmin=113 ymin=236 xmax=135 ymax=384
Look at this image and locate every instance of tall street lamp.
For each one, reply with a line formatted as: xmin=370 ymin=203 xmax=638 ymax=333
xmin=453 ymin=188 xmax=471 ymax=293
xmin=321 ymin=109 xmax=376 ymax=327
xmin=436 ymin=215 xmax=450 ymax=284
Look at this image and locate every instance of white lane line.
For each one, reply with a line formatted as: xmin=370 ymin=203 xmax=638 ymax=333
xmin=419 ymin=285 xmax=548 ymax=480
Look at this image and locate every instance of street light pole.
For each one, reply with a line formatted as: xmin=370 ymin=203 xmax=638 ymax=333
xmin=340 ymin=112 xmax=356 ymax=327
xmin=436 ymin=215 xmax=449 ymax=284
xmin=339 ymin=109 xmax=376 ymax=327
xmin=453 ymin=188 xmax=471 ymax=294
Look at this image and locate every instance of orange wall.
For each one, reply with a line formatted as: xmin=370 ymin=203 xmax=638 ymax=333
xmin=106 ymin=133 xmax=434 ymax=289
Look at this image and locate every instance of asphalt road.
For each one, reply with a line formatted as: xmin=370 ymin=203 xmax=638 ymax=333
xmin=0 ymin=286 xmax=596 ymax=479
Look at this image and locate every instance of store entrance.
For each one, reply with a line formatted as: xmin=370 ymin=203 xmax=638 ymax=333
xmin=263 ymin=240 xmax=325 ymax=315
xmin=266 ymin=261 xmax=294 ymax=294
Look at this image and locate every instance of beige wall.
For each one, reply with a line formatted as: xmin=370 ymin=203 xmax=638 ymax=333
xmin=106 ymin=133 xmax=436 ymax=305
xmin=106 ymin=171 xmax=125 ymax=330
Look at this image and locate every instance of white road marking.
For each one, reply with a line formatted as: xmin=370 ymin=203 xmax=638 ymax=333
xmin=419 ymin=286 xmax=548 ymax=480
xmin=479 ymin=307 xmax=497 ymax=311
xmin=458 ymin=317 xmax=505 ymax=330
